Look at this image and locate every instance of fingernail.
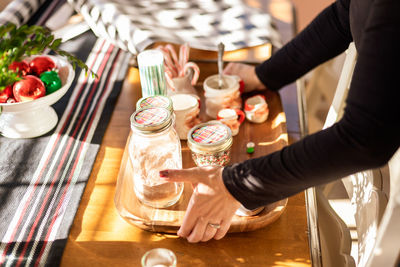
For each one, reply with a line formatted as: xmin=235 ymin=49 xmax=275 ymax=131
xmin=159 ymin=170 xmax=169 ymax=178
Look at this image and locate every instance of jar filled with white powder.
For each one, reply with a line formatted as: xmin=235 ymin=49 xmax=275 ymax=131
xmin=129 ymin=107 xmax=183 ymax=208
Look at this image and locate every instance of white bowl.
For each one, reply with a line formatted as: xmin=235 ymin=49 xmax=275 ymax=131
xmin=0 ymin=55 xmax=75 ymax=138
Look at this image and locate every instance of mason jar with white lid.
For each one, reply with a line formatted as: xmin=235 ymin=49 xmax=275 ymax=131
xmin=129 ymin=107 xmax=183 ymax=208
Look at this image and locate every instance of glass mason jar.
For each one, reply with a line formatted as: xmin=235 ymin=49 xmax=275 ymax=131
xmin=129 ymin=107 xmax=183 ymax=208
xmin=141 ymin=248 xmax=177 ymax=267
xmin=136 ymin=95 xmax=176 ymax=129
xmin=136 ymin=95 xmax=173 ymax=114
xmin=187 ymin=122 xmax=233 ymax=167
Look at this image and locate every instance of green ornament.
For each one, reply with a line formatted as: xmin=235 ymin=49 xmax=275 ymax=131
xmin=40 ymin=71 xmax=62 ymax=94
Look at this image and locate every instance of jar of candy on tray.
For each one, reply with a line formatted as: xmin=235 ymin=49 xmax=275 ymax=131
xmin=128 ymin=107 xmax=183 ymax=208
xmin=187 ymin=122 xmax=233 ymax=167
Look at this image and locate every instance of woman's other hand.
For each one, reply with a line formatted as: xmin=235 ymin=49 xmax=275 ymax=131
xmin=223 ymin=62 xmax=266 ymax=93
xmin=159 ymin=166 xmax=240 ymax=243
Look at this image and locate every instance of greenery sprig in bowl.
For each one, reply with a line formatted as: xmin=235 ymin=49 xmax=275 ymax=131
xmin=0 ymin=23 xmax=96 ymax=93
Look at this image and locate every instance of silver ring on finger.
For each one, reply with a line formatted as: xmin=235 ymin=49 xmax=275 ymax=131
xmin=208 ymin=223 xmax=221 ymax=229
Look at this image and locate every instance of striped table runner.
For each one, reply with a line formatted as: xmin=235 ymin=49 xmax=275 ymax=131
xmin=0 ymin=31 xmax=131 ymax=266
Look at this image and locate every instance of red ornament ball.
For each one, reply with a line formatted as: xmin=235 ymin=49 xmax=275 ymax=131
xmin=29 ymin=56 xmax=56 ymax=76
xmin=13 ymin=75 xmax=46 ymax=102
xmin=9 ymin=60 xmax=30 ymax=76
xmin=0 ymin=85 xmax=13 ymax=103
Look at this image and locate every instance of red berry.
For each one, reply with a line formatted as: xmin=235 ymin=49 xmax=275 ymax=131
xmin=7 ymin=98 xmax=16 ymax=103
xmin=13 ymin=75 xmax=46 ymax=102
xmin=0 ymin=85 xmax=13 ymax=103
xmin=9 ymin=60 xmax=30 ymax=76
xmin=29 ymin=56 xmax=56 ymax=76
xmin=239 ymin=80 xmax=245 ymax=94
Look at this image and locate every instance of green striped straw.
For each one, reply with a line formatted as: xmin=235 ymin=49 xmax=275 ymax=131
xmin=137 ymin=50 xmax=167 ymax=97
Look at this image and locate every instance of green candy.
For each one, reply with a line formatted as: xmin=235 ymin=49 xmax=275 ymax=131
xmin=40 ymin=71 xmax=62 ymax=94
xmin=246 ymin=142 xmax=255 ymax=154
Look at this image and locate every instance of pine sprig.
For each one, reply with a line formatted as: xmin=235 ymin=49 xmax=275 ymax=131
xmin=0 ymin=23 xmax=97 ymax=91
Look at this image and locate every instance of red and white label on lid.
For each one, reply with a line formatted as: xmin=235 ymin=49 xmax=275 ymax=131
xmin=139 ymin=95 xmax=170 ymax=109
xmin=134 ymin=107 xmax=169 ymax=125
xmin=191 ymin=124 xmax=229 ymax=144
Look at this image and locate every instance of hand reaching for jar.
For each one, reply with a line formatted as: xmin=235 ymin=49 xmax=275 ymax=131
xmin=223 ymin=62 xmax=267 ymax=93
xmin=159 ymin=166 xmax=241 ymax=243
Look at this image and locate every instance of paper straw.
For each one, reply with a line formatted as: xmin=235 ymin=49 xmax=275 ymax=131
xmin=137 ymin=50 xmax=167 ymax=97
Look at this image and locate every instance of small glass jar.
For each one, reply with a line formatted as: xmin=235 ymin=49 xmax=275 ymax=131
xmin=141 ymin=248 xmax=177 ymax=267
xmin=129 ymin=107 xmax=183 ymax=208
xmin=235 ymin=205 xmax=265 ymax=217
xmin=187 ymin=122 xmax=233 ymax=166
xmin=136 ymin=95 xmax=176 ymax=128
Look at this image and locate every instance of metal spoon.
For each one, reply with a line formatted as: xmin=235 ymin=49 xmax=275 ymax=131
xmin=217 ymin=42 xmax=225 ymax=89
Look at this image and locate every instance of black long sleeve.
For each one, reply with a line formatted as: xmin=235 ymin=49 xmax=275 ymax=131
xmin=255 ymin=0 xmax=352 ymax=91
xmin=223 ymin=0 xmax=400 ymax=209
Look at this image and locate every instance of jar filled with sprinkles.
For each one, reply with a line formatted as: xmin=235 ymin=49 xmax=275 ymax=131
xmin=187 ymin=122 xmax=233 ymax=167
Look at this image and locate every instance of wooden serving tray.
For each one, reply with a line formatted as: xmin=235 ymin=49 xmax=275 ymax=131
xmin=114 ymin=88 xmax=289 ymax=233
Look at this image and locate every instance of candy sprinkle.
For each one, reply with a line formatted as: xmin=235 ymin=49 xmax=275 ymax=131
xmin=246 ymin=142 xmax=255 ymax=154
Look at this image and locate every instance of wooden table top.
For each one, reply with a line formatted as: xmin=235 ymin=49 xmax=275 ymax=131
xmin=60 ymin=41 xmax=310 ymax=266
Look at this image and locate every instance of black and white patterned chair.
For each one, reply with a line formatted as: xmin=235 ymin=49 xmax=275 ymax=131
xmin=67 ymin=0 xmax=281 ymax=54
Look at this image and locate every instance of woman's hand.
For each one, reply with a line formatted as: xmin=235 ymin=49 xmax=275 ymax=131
xmin=159 ymin=166 xmax=241 ymax=243
xmin=223 ymin=62 xmax=266 ymax=93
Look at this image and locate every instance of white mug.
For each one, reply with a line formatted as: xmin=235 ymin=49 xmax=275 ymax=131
xmin=170 ymin=94 xmax=201 ymax=140
xmin=203 ymin=74 xmax=242 ymax=118
xmin=217 ymin=108 xmax=245 ymax=136
xmin=244 ymin=94 xmax=269 ymax=123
